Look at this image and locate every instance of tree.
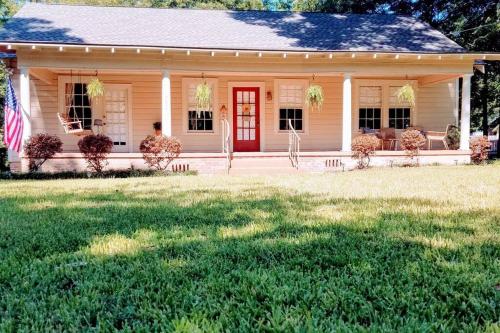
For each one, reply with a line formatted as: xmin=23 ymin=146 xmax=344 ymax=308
xmin=292 ymin=0 xmax=499 ymax=134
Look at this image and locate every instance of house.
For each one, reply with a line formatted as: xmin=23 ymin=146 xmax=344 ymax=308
xmin=1 ymin=3 xmax=498 ymax=173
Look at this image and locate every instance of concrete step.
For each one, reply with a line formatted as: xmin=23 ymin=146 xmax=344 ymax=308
xmin=229 ymin=168 xmax=300 ymax=175
xmin=230 ymin=157 xmax=292 ymax=168
xmin=228 ymin=156 xmax=299 ymax=175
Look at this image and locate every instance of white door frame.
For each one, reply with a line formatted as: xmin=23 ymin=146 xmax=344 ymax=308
xmin=103 ymin=84 xmax=133 ymax=153
xmin=227 ymin=81 xmax=266 ymax=152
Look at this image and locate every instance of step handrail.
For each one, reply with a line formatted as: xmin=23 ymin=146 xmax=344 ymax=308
xmin=288 ymin=119 xmax=300 ymax=169
xmin=221 ymin=119 xmax=231 ymax=173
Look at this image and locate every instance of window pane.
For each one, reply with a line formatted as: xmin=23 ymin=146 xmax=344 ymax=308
xmin=404 ymin=108 xmax=410 ymax=118
xmin=374 ymin=108 xmax=381 ymax=118
xmin=279 ymin=120 xmax=287 ymax=130
xmin=389 ymin=119 xmax=395 ymax=128
xmin=403 ymin=119 xmax=410 ymax=129
xmin=374 ymin=119 xmax=381 ymax=130
xmin=367 ymin=108 xmax=373 ymax=118
xmin=396 ymin=119 xmax=403 ymax=129
xmin=205 ymin=119 xmax=213 ymax=131
xmin=280 ymin=108 xmax=287 ymax=119
xmin=295 ymin=120 xmax=303 ymax=131
xmin=359 ymin=108 xmax=365 ymax=118
xmin=389 ymin=108 xmax=395 ymax=118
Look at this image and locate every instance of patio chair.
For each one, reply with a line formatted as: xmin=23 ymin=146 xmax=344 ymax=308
xmin=379 ymin=128 xmax=397 ymax=150
xmin=426 ymin=124 xmax=452 ymax=150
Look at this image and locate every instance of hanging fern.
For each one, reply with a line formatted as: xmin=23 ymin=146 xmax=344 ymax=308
xmin=305 ymin=84 xmax=324 ymax=111
xmin=86 ymin=78 xmax=105 ymax=100
xmin=195 ymin=82 xmax=212 ymax=115
xmin=396 ymin=84 xmax=415 ymax=106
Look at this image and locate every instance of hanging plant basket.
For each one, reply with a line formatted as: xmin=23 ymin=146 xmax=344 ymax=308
xmin=195 ymin=81 xmax=212 ymax=116
xmin=86 ymin=78 xmax=105 ymax=100
xmin=396 ymin=84 xmax=415 ymax=106
xmin=305 ymin=84 xmax=324 ymax=112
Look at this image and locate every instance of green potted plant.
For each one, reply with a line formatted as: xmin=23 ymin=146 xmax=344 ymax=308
xmin=153 ymin=122 xmax=162 ymax=136
xmin=195 ymin=81 xmax=212 ymax=115
xmin=86 ymin=77 xmax=105 ymax=100
xmin=305 ymin=84 xmax=324 ymax=112
xmin=396 ymin=84 xmax=415 ymax=106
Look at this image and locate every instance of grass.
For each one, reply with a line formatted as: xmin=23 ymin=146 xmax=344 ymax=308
xmin=0 ymin=165 xmax=499 ymax=332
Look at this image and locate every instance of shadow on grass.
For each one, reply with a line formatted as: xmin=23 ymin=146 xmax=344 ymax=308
xmin=0 ymin=186 xmax=498 ymax=331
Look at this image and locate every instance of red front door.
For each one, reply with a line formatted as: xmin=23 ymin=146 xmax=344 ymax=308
xmin=233 ymin=87 xmax=260 ymax=152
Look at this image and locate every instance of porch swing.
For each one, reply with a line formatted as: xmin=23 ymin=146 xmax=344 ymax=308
xmin=57 ymin=70 xmax=93 ymax=136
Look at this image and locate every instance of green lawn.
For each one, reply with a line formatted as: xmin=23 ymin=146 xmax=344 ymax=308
xmin=0 ymin=165 xmax=499 ymax=332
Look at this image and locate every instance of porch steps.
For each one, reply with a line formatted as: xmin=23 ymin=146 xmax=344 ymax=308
xmin=228 ymin=156 xmax=299 ymax=175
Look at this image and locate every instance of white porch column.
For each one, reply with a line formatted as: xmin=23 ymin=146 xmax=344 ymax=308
xmin=342 ymin=73 xmax=352 ymax=152
xmin=161 ymin=70 xmax=172 ymax=137
xmin=20 ymin=67 xmax=31 ymax=148
xmin=460 ymin=74 xmax=472 ymax=150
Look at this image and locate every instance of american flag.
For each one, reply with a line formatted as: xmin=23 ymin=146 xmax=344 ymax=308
xmin=3 ymin=77 xmax=23 ymax=152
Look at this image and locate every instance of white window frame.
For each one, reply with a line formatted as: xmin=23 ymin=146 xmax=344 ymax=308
xmin=353 ymin=79 xmax=418 ymax=133
xmin=358 ymin=86 xmax=383 ymax=130
xmin=58 ymin=76 xmax=100 ymax=131
xmin=182 ymin=78 xmax=219 ymax=135
xmin=274 ymin=79 xmax=309 ymax=134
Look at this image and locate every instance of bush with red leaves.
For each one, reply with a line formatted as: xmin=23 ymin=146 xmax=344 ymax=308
xmin=400 ymin=129 xmax=426 ymax=160
xmin=351 ymin=134 xmax=380 ymax=169
xmin=470 ymin=136 xmax=491 ymax=164
xmin=139 ymin=135 xmax=182 ymax=171
xmin=78 ymin=134 xmax=113 ymax=173
xmin=24 ymin=133 xmax=63 ymax=172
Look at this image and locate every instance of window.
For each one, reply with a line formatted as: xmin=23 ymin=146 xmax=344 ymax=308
xmin=183 ymin=79 xmax=217 ymax=133
xmin=389 ymin=86 xmax=412 ymax=129
xmin=389 ymin=107 xmax=411 ymax=129
xmin=279 ymin=108 xmax=302 ymax=131
xmin=358 ymin=86 xmax=382 ymax=130
xmin=356 ymin=82 xmax=416 ymax=131
xmin=359 ymin=107 xmax=381 ymax=129
xmin=277 ymin=82 xmax=305 ymax=131
xmin=188 ymin=111 xmax=213 ymax=131
xmin=64 ymin=83 xmax=92 ymax=129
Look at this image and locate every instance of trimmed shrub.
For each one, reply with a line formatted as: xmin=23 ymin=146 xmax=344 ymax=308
xmin=470 ymin=136 xmax=491 ymax=164
xmin=78 ymin=134 xmax=113 ymax=173
xmin=139 ymin=135 xmax=182 ymax=171
xmin=400 ymin=129 xmax=426 ymax=160
xmin=24 ymin=133 xmax=63 ymax=172
xmin=351 ymin=134 xmax=380 ymax=169
xmin=446 ymin=125 xmax=460 ymax=150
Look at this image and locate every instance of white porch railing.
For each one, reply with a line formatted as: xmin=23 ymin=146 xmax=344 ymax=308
xmin=221 ymin=119 xmax=231 ymax=173
xmin=288 ymin=119 xmax=300 ymax=169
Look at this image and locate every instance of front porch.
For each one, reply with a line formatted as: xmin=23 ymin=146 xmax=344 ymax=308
xmin=9 ymin=50 xmax=474 ymax=173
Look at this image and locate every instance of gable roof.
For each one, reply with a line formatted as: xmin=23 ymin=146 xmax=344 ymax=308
xmin=0 ymin=3 xmax=464 ymax=53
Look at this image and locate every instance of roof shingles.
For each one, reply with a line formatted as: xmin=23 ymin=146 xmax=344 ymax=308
xmin=0 ymin=3 xmax=464 ymax=53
